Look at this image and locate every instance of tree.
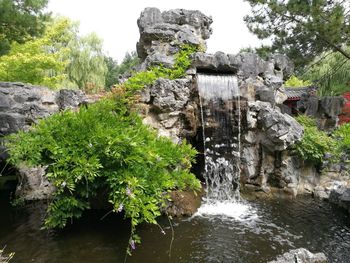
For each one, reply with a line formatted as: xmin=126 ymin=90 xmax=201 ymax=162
xmin=104 ymin=52 xmax=139 ymax=89
xmin=66 ymin=33 xmax=107 ymax=92
xmin=0 ymin=0 xmax=50 ymax=55
xmin=117 ymin=51 xmax=139 ymax=77
xmin=303 ymin=47 xmax=350 ymax=96
xmin=104 ymin=56 xmax=119 ymax=89
xmin=0 ymin=18 xmax=72 ymax=88
xmin=244 ymin=0 xmax=350 ymax=69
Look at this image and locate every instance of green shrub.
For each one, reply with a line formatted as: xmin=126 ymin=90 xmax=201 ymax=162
xmin=122 ymin=44 xmax=198 ymax=93
xmin=6 ymin=99 xmax=200 ymax=252
xmin=284 ymin=75 xmax=312 ymax=87
xmin=5 ymin=43 xmax=200 ymax=254
xmin=293 ymin=115 xmax=337 ymax=165
xmin=333 ymin=123 xmax=350 ymax=154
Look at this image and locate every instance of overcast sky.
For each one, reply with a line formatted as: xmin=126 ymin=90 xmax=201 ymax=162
xmin=48 ymin=0 xmax=264 ymax=62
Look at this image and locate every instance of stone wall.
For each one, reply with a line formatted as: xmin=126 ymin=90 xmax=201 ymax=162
xmin=0 ymin=82 xmax=87 ymax=199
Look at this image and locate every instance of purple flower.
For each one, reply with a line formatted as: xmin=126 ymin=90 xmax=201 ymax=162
xmin=117 ymin=204 xmax=123 ymax=212
xmin=126 ymin=187 xmax=132 ymax=196
xmin=130 ymin=240 xmax=136 ymax=250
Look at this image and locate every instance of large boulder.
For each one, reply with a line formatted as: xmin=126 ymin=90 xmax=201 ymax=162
xmin=0 ymin=82 xmax=86 ymax=137
xmin=137 ymin=7 xmax=212 ymax=63
xmin=15 ymin=165 xmax=55 ymax=200
xmin=269 ymin=248 xmax=327 ymax=263
xmin=329 ymin=186 xmax=350 ymax=213
xmin=252 ymin=101 xmax=304 ymax=151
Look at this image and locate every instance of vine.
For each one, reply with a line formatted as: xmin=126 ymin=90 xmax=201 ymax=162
xmin=5 ymin=44 xmax=200 ymax=256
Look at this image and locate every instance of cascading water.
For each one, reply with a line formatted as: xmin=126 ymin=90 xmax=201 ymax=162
xmin=195 ymin=73 xmax=252 ymax=219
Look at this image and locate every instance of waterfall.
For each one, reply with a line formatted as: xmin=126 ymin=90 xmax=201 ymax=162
xmin=197 ymin=73 xmax=241 ymax=205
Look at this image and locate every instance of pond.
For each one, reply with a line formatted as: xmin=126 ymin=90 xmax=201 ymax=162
xmin=0 ymin=193 xmax=349 ymax=263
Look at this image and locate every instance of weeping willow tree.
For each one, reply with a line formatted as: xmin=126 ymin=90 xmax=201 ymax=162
xmin=66 ymin=33 xmax=107 ymax=93
xmin=303 ymin=47 xmax=350 ymax=96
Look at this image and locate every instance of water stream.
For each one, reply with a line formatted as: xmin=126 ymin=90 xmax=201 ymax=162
xmin=196 ymin=73 xmax=244 ymax=217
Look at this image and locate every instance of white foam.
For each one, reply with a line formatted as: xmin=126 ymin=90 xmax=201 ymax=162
xmin=194 ymin=201 xmax=258 ymax=221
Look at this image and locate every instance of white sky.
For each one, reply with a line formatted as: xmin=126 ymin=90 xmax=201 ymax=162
xmin=48 ymin=0 xmax=264 ymax=62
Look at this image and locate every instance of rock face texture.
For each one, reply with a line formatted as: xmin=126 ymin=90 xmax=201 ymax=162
xmin=295 ymin=93 xmax=345 ymax=130
xmin=268 ymin=248 xmax=328 ymax=263
xmin=16 ymin=165 xmax=55 ymax=200
xmin=137 ymin=7 xmax=212 ymax=67
xmin=0 ymin=82 xmax=86 ymax=137
xmin=0 ymin=82 xmax=87 ymax=199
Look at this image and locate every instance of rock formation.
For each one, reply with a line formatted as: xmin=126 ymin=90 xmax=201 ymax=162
xmin=0 ymin=82 xmax=87 ymax=199
xmin=1 ymin=7 xmax=347 ymax=208
xmin=136 ymin=7 xmax=305 ymax=199
xmin=268 ymin=248 xmax=328 ymax=263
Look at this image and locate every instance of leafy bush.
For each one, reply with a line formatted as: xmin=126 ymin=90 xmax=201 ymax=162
xmin=5 ymin=43 xmax=200 ymax=254
xmin=6 ymin=98 xmax=200 ymax=251
xmin=284 ymin=75 xmax=312 ymax=87
xmin=333 ymin=123 xmax=350 ymax=155
xmin=122 ymin=44 xmax=198 ymax=93
xmin=293 ymin=115 xmax=337 ymax=165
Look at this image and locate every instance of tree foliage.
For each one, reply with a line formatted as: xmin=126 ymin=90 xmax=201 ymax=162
xmin=105 ymin=51 xmax=139 ymax=89
xmin=294 ymin=115 xmax=337 ymax=166
xmin=284 ymin=75 xmax=312 ymax=87
xmin=302 ymin=47 xmax=350 ymax=96
xmin=0 ymin=0 xmax=49 ymax=55
xmin=0 ymin=18 xmax=72 ymax=88
xmin=244 ymin=0 xmax=350 ymax=69
xmin=66 ymin=33 xmax=107 ymax=92
xmin=0 ymin=16 xmax=108 ymax=92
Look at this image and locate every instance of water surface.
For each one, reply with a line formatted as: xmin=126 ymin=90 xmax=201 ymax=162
xmin=1 ymin=194 xmax=349 ymax=263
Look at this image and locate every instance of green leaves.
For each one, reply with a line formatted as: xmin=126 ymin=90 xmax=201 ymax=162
xmin=284 ymin=75 xmax=312 ymax=87
xmin=6 ymin=98 xmax=199 ymax=231
xmin=302 ymin=47 xmax=350 ymax=96
xmin=244 ymin=0 xmax=350 ymax=70
xmin=66 ymin=32 xmax=107 ymax=92
xmin=0 ymin=0 xmax=49 ymax=55
xmin=122 ymin=44 xmax=198 ymax=93
xmin=293 ymin=115 xmax=337 ymax=166
xmin=333 ymin=123 xmax=350 ymax=155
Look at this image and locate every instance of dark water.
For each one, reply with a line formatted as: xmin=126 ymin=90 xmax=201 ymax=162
xmin=1 ymin=194 xmax=349 ymax=263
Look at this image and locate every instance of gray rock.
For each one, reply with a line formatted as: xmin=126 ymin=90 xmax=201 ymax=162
xmin=150 ymin=78 xmax=191 ymax=112
xmin=0 ymin=82 xmax=86 ymax=136
xmin=136 ymin=7 xmax=212 ymax=62
xmin=269 ymin=248 xmax=327 ymax=263
xmin=270 ymin=53 xmax=295 ymax=79
xmin=16 ymin=165 xmax=55 ymax=200
xmin=329 ymin=186 xmax=350 ymax=213
xmin=241 ymin=146 xmax=259 ymax=179
xmin=57 ymin=89 xmax=86 ymax=110
xmin=253 ymin=101 xmax=304 ymax=151
xmin=281 ymin=154 xmax=301 ymax=187
xmin=320 ymin=96 xmax=345 ymax=118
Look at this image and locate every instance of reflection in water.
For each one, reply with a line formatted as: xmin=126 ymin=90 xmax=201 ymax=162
xmin=1 ymin=195 xmax=349 ymax=263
